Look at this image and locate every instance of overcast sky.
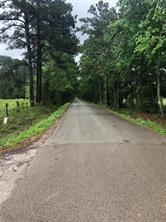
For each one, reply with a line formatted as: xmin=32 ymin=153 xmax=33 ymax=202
xmin=0 ymin=0 xmax=117 ymax=59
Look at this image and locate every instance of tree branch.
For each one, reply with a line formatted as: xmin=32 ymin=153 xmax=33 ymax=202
xmin=0 ymin=24 xmax=25 ymax=34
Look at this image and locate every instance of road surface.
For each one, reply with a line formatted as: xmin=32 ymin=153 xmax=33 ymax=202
xmin=1 ymin=99 xmax=166 ymax=221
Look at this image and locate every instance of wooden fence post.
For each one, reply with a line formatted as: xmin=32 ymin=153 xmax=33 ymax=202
xmin=16 ymin=101 xmax=20 ymax=112
xmin=5 ymin=103 xmax=9 ymax=116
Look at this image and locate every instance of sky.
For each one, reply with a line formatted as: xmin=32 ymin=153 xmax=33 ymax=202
xmin=0 ymin=0 xmax=117 ymax=59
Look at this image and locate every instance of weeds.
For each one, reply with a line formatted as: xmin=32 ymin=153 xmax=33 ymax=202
xmin=0 ymin=103 xmax=70 ymax=149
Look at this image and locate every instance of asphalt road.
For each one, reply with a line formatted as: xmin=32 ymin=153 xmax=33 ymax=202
xmin=1 ymin=99 xmax=166 ymax=221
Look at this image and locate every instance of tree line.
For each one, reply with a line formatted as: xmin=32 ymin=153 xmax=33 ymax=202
xmin=78 ymin=0 xmax=166 ymax=116
xmin=0 ymin=56 xmax=27 ymax=99
xmin=0 ymin=0 xmax=78 ymax=106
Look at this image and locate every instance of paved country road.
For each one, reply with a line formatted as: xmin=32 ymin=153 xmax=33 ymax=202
xmin=1 ymin=99 xmax=166 ymax=221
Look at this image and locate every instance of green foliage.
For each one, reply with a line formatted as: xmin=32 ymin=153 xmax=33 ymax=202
xmin=79 ymin=0 xmax=166 ymax=115
xmin=79 ymin=1 xmax=117 ymax=104
xmin=43 ymin=53 xmax=78 ymax=105
xmin=0 ymin=56 xmax=27 ymax=99
xmin=135 ymin=0 xmax=166 ymax=63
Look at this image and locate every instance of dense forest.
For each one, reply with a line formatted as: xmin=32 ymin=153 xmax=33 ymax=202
xmin=0 ymin=0 xmax=78 ymax=106
xmin=78 ymin=0 xmax=166 ymax=116
xmin=0 ymin=0 xmax=166 ymax=116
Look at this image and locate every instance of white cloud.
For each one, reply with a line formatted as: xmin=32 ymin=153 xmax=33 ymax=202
xmin=0 ymin=44 xmax=24 ymax=59
xmin=68 ymin=0 xmax=117 ymax=19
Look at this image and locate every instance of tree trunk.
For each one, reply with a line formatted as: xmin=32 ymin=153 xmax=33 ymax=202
xmin=116 ymin=86 xmax=120 ymax=109
xmin=106 ymin=75 xmax=110 ymax=106
xmin=113 ymin=82 xmax=120 ymax=109
xmin=157 ymin=71 xmax=164 ymax=117
xmin=24 ymin=14 xmax=34 ymax=107
xmin=36 ymin=2 xmax=42 ymax=104
xmin=98 ymin=79 xmax=102 ymax=104
xmin=113 ymin=85 xmax=117 ymax=108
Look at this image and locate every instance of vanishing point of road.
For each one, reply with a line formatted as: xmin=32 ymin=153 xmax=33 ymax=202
xmin=1 ymin=99 xmax=166 ymax=221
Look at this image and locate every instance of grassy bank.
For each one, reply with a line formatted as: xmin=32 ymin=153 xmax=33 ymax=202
xmin=0 ymin=103 xmax=70 ymax=150
xmin=103 ymin=106 xmax=166 ymax=136
xmin=0 ymin=104 xmax=56 ymax=140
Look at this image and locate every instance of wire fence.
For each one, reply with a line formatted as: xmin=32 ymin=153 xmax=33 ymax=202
xmin=0 ymin=100 xmax=29 ymax=119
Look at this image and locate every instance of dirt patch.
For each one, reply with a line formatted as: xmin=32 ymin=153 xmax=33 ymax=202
xmin=0 ymin=148 xmax=37 ymax=205
xmin=0 ymin=120 xmax=59 ymax=206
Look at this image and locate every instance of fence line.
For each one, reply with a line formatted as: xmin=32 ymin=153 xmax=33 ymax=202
xmin=0 ymin=100 xmax=29 ymax=119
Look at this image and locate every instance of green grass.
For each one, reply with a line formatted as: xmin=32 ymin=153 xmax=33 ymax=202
xmin=0 ymin=102 xmax=70 ymax=150
xmin=105 ymin=108 xmax=166 ymax=136
xmin=0 ymin=104 xmax=56 ymax=139
xmin=163 ymin=98 xmax=166 ymax=106
xmin=0 ymin=99 xmax=29 ymax=117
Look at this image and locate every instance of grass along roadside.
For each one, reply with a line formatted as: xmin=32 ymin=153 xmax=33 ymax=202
xmin=101 ymin=106 xmax=166 ymax=136
xmin=0 ymin=103 xmax=70 ymax=150
xmin=0 ymin=105 xmax=56 ymax=140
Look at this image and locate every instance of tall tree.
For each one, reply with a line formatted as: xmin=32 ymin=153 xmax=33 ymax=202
xmin=79 ymin=0 xmax=117 ymax=105
xmin=0 ymin=0 xmax=78 ymax=105
xmin=0 ymin=0 xmax=35 ymax=106
xmin=34 ymin=0 xmax=78 ymax=103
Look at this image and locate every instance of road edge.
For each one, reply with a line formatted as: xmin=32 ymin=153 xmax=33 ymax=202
xmin=92 ymin=103 xmax=166 ymax=137
xmin=0 ymin=103 xmax=71 ymax=156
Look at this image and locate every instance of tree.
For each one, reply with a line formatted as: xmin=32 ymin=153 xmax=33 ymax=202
xmin=0 ymin=56 xmax=27 ymax=99
xmin=135 ymin=0 xmax=166 ymax=116
xmin=79 ymin=0 xmax=166 ymax=115
xmin=34 ymin=0 xmax=78 ymax=104
xmin=43 ymin=53 xmax=78 ymax=105
xmin=79 ymin=0 xmax=117 ymax=105
xmin=0 ymin=0 xmax=35 ymax=106
xmin=0 ymin=0 xmax=79 ymax=105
